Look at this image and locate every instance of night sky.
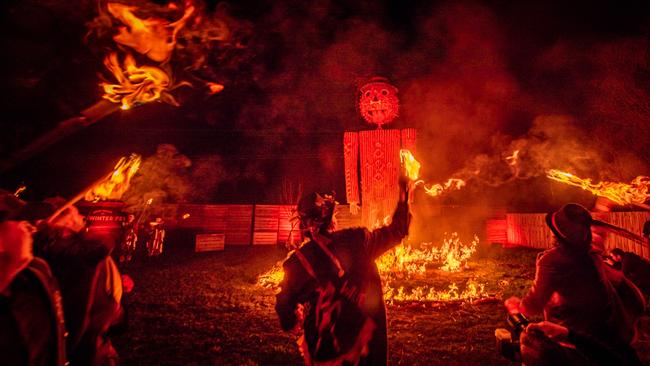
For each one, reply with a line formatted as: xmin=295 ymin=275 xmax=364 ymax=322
xmin=1 ymin=0 xmax=649 ymax=210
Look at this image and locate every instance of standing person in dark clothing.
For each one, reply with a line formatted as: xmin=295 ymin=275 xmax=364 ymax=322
xmin=34 ymin=205 xmax=124 ymax=366
xmin=505 ymin=203 xmax=645 ymax=365
xmin=275 ymin=176 xmax=411 ymax=366
xmin=0 ymin=191 xmax=67 ymax=366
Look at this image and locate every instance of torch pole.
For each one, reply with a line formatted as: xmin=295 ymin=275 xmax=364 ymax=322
xmin=45 ymin=170 xmax=113 ymax=224
xmin=0 ymin=100 xmax=119 ymax=174
xmin=633 ymin=202 xmax=650 ymax=211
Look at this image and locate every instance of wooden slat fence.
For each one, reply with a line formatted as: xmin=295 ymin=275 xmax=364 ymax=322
xmin=504 ymin=212 xmax=650 ymax=259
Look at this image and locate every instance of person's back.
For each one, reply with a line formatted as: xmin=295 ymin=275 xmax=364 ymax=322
xmin=276 ymin=180 xmax=411 ymax=366
xmin=0 ymin=192 xmax=66 ymax=366
xmin=34 ymin=209 xmax=124 ymax=366
xmin=528 ymin=246 xmax=612 ymax=342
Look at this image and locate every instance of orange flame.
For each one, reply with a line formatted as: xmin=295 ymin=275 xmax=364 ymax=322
xmin=547 ymin=169 xmax=650 ymax=205
xmin=505 ymin=149 xmax=519 ymax=167
xmin=383 ymin=280 xmax=486 ymax=304
xmin=423 ymin=178 xmax=466 ymax=197
xmin=85 ymin=154 xmax=141 ymax=202
xmin=107 ymin=2 xmax=195 ymax=63
xmin=207 ymin=82 xmax=225 ymax=95
xmin=101 ymin=52 xmax=176 ymax=110
xmin=399 ymin=149 xmax=421 ymax=181
xmin=258 ymin=232 xmax=487 ymax=304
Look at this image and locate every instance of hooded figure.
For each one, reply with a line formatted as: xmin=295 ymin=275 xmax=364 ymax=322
xmin=505 ymin=203 xmax=645 ymax=365
xmin=276 ymin=177 xmax=411 ymax=366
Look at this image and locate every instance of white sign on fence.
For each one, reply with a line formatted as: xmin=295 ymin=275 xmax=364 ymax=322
xmin=195 ymin=233 xmax=225 ymax=252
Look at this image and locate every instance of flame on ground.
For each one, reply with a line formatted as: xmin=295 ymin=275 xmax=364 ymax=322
xmin=107 ymin=2 xmax=195 ymax=63
xmin=546 ymin=169 xmax=650 ymax=206
xmin=258 ymin=232 xmax=487 ymax=303
xmin=101 ymin=52 xmax=177 ymax=110
xmin=258 ymin=262 xmax=286 ymax=289
xmin=383 ymin=280 xmax=485 ymax=304
xmin=85 ymin=154 xmax=141 ymax=202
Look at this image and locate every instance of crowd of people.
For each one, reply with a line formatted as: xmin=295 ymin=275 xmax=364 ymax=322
xmin=275 ymin=179 xmax=650 ymax=365
xmin=3 ymin=173 xmax=650 ymax=366
xmin=1 ymin=190 xmax=130 ymax=366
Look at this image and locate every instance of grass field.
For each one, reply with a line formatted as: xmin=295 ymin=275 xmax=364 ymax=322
xmin=112 ymin=243 xmax=650 ymax=365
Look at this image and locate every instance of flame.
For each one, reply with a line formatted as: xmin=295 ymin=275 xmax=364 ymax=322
xmin=399 ymin=149 xmax=421 ymax=181
xmin=547 ymin=169 xmax=650 ymax=205
xmin=258 ymin=232 xmax=487 ymax=304
xmin=257 ymin=261 xmax=286 ymax=289
xmin=85 ymin=154 xmax=141 ymax=201
xmin=383 ymin=280 xmax=486 ymax=304
xmin=182 ymin=213 xmax=191 ymax=219
xmin=207 ymin=82 xmax=225 ymax=95
xmin=505 ymin=149 xmax=519 ymax=167
xmin=101 ymin=52 xmax=176 ymax=110
xmin=13 ymin=185 xmax=27 ymax=197
xmin=423 ymin=178 xmax=466 ymax=197
xmin=107 ymin=2 xmax=195 ymax=63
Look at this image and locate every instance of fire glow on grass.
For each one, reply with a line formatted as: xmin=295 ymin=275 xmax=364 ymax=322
xmin=258 ymin=233 xmax=488 ymax=304
xmin=546 ymin=169 xmax=650 ymax=206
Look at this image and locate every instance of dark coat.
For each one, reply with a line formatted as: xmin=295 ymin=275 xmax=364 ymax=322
xmin=521 ymin=245 xmax=645 ymax=349
xmin=276 ymin=201 xmax=410 ymax=365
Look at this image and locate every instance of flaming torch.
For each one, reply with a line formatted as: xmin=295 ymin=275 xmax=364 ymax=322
xmin=546 ymin=169 xmax=650 ymax=210
xmin=84 ymin=154 xmax=142 ymax=202
xmin=400 ymin=149 xmax=421 ymax=181
xmin=47 ymin=154 xmax=141 ymax=223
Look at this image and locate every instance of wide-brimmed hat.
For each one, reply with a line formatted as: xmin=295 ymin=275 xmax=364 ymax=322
xmin=545 ymin=203 xmax=593 ymax=248
xmin=0 ymin=190 xmax=55 ymax=223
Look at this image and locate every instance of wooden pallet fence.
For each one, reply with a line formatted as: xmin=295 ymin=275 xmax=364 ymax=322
xmin=506 ymin=212 xmax=650 ymax=259
xmin=253 ymin=205 xmax=280 ymax=245
xmin=226 ymin=205 xmax=253 ymax=245
xmin=334 ymin=204 xmax=362 ymax=229
xmin=195 ymin=233 xmax=225 ymax=252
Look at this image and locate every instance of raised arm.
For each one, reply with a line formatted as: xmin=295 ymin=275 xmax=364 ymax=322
xmin=363 ymin=176 xmax=411 ymax=259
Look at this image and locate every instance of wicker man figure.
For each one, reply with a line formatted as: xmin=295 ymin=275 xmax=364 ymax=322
xmin=344 ymin=77 xmax=416 ymax=228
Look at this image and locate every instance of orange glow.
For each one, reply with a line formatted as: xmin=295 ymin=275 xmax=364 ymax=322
xmin=207 ymin=82 xmax=225 ymax=95
xmin=85 ymin=154 xmax=141 ymax=202
xmin=399 ymin=149 xmax=421 ymax=181
xmin=423 ymin=178 xmax=466 ymax=197
xmin=505 ymin=149 xmax=519 ymax=167
xmin=107 ymin=2 xmax=194 ymax=63
xmin=383 ymin=280 xmax=486 ymax=304
xmin=259 ymin=233 xmax=487 ymax=304
xmin=258 ymin=262 xmax=285 ymax=289
xmin=101 ymin=52 xmax=173 ymax=110
xmin=547 ymin=169 xmax=650 ymax=205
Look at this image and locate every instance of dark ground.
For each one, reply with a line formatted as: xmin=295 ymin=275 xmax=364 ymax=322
xmin=113 ymin=243 xmax=650 ymax=365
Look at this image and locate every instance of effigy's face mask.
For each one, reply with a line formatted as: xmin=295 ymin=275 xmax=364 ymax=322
xmin=359 ymin=79 xmax=399 ymax=127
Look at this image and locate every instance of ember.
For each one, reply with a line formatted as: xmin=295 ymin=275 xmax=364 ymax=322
xmin=546 ymin=169 xmax=650 ymax=207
